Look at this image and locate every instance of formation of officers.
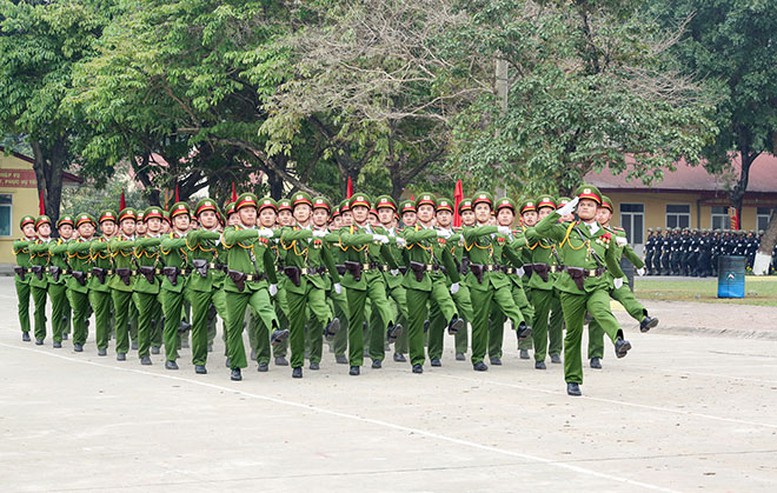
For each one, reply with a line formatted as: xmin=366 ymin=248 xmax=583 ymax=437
xmin=644 ymin=228 xmax=774 ymax=277
xmin=13 ymin=184 xmax=660 ymax=396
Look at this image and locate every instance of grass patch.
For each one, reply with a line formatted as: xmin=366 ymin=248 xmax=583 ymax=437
xmin=634 ymin=276 xmax=777 ymax=307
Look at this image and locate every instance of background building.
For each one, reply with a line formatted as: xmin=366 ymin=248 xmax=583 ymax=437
xmin=1 ymin=148 xmax=82 ymax=264
xmin=586 ymin=153 xmax=777 ymax=250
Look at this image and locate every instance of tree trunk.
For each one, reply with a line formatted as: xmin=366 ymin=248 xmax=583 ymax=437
xmin=267 ymin=154 xmax=287 ymax=200
xmin=30 ymin=136 xmax=67 ymax=228
xmin=730 ymin=147 xmax=759 ymax=230
xmin=753 ymin=208 xmax=777 ymax=275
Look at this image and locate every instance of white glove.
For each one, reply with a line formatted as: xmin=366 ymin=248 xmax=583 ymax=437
xmin=333 ymin=283 xmax=342 ymax=294
xmin=437 ymin=230 xmax=451 ymax=238
xmin=450 ymin=282 xmax=460 ymax=294
xmin=613 ymin=278 xmax=624 ymax=289
xmin=615 ymin=236 xmax=628 ymax=246
xmin=516 ymin=267 xmax=525 ymax=277
xmin=636 ymin=267 xmax=646 ymax=277
xmin=312 ymin=230 xmax=327 ymax=238
xmin=395 ymin=237 xmax=406 ymax=247
xmin=257 ymin=228 xmax=274 ymax=238
xmin=557 ymin=197 xmax=579 ymax=216
xmin=390 ymin=269 xmax=400 ymax=276
xmin=269 ymin=283 xmax=278 ymax=296
xmin=372 ymin=234 xmax=389 ymax=244
xmin=497 ymin=226 xmax=511 ymax=235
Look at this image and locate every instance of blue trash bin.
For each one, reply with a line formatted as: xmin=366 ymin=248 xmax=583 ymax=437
xmin=717 ymin=256 xmax=745 ymax=299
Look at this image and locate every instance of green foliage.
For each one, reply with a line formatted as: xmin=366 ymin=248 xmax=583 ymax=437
xmin=448 ymin=1 xmax=715 ymax=196
xmin=2 ymin=0 xmax=746 ymax=213
xmin=652 ymin=0 xmax=777 ymax=168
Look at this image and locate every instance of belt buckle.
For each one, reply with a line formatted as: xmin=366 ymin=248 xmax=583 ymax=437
xmin=362 ymin=263 xmax=370 ymax=271
xmin=486 ymin=265 xmax=494 ymax=272
xmin=382 ymin=265 xmax=389 ymax=272
xmin=209 ymin=262 xmax=217 ymax=269
xmin=506 ymin=267 xmax=514 ymax=275
xmin=426 ymin=265 xmax=433 ymax=272
xmin=301 ymin=268 xmax=309 ymax=276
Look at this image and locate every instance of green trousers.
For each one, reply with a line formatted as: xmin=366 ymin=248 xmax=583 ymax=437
xmin=225 ymin=287 xmax=279 ymax=370
xmin=133 ymin=292 xmax=160 ymax=359
xmin=31 ymin=285 xmax=48 ymax=342
xmin=514 ymin=284 xmax=535 ymax=351
xmin=346 ymin=274 xmax=394 ymax=367
xmin=559 ymin=289 xmax=623 ymax=385
xmin=161 ymin=289 xmax=185 ymax=362
xmin=469 ymin=281 xmax=525 ymax=365
xmin=485 ymin=284 xmax=528 ymax=360
xmin=112 ymin=289 xmax=134 ymax=354
xmin=549 ymin=295 xmax=564 ymax=356
xmin=530 ymin=288 xmax=555 ymax=362
xmin=15 ymin=278 xmax=31 ymax=336
xmin=287 ymin=281 xmax=333 ymax=369
xmin=68 ymin=289 xmax=91 ymax=346
xmin=387 ymin=284 xmax=409 ymax=355
xmin=186 ymin=287 xmax=229 ymax=366
xmin=588 ymin=285 xmax=646 ymax=359
xmin=330 ymin=288 xmax=350 ymax=360
xmin=89 ymin=289 xmax=113 ymax=351
xmin=406 ymin=280 xmax=458 ymax=367
xmin=427 ymin=282 xmax=472 ymax=360
xmin=48 ymin=282 xmax=69 ymax=343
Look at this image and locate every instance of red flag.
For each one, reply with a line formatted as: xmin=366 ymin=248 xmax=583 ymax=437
xmin=453 ymin=179 xmax=463 ymax=228
xmin=38 ymin=189 xmax=45 ymax=215
xmin=231 ymin=182 xmax=237 ymax=202
xmin=346 ymin=176 xmax=353 ymax=199
xmin=175 ymin=184 xmax=180 ymax=203
xmin=410 ymin=194 xmax=415 ymax=201
xmin=119 ymin=189 xmax=126 ymax=211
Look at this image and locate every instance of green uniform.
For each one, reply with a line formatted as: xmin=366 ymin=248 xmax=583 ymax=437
xmin=524 ymin=227 xmax=565 ymax=363
xmin=133 ymin=235 xmax=163 ymax=360
xmin=327 ymin=230 xmax=351 ymax=362
xmin=401 ymin=225 xmax=462 ymax=367
xmin=488 ymin=230 xmax=533 ymax=361
xmin=66 ymin=237 xmax=94 ymax=348
xmin=159 ymin=232 xmax=189 ymax=364
xmin=109 ymin=234 xmax=136 ymax=356
xmin=382 ymin=227 xmax=410 ymax=358
xmin=28 ymin=239 xmax=52 ymax=343
xmin=185 ymin=228 xmax=230 ymax=368
xmin=532 ymin=212 xmax=625 ymax=385
xmin=222 ymin=224 xmax=280 ymax=371
xmin=279 ymin=226 xmax=341 ymax=370
xmin=89 ymin=237 xmax=114 ymax=352
xmin=48 ymin=238 xmax=72 ymax=344
xmin=13 ymin=238 xmax=34 ymax=338
xmin=461 ymin=225 xmax=526 ymax=367
xmin=588 ymin=226 xmax=648 ymax=360
xmin=335 ymin=225 xmax=398 ymax=368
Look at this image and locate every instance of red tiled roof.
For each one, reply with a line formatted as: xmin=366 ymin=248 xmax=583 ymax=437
xmin=585 ymin=153 xmax=777 ymax=193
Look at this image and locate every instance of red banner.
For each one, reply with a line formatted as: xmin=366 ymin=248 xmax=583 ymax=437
xmin=0 ymin=169 xmax=36 ymax=188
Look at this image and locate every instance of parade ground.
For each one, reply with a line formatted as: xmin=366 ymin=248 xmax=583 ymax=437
xmin=1 ymin=276 xmax=776 ymax=492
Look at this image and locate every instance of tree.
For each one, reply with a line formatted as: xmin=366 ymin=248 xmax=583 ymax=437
xmin=0 ymin=0 xmax=111 ymax=223
xmin=447 ymin=0 xmax=715 ymax=197
xmin=68 ymin=0 xmax=311 ymax=205
xmin=653 ymin=0 xmax=777 ymax=273
xmin=262 ymin=0 xmax=483 ymax=199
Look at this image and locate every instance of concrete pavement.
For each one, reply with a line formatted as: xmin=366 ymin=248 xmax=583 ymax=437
xmin=1 ymin=277 xmax=776 ymax=492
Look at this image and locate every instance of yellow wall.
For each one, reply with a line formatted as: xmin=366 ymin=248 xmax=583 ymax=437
xmin=606 ymin=191 xmax=764 ymax=244
xmin=0 ymin=153 xmax=40 ymax=264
